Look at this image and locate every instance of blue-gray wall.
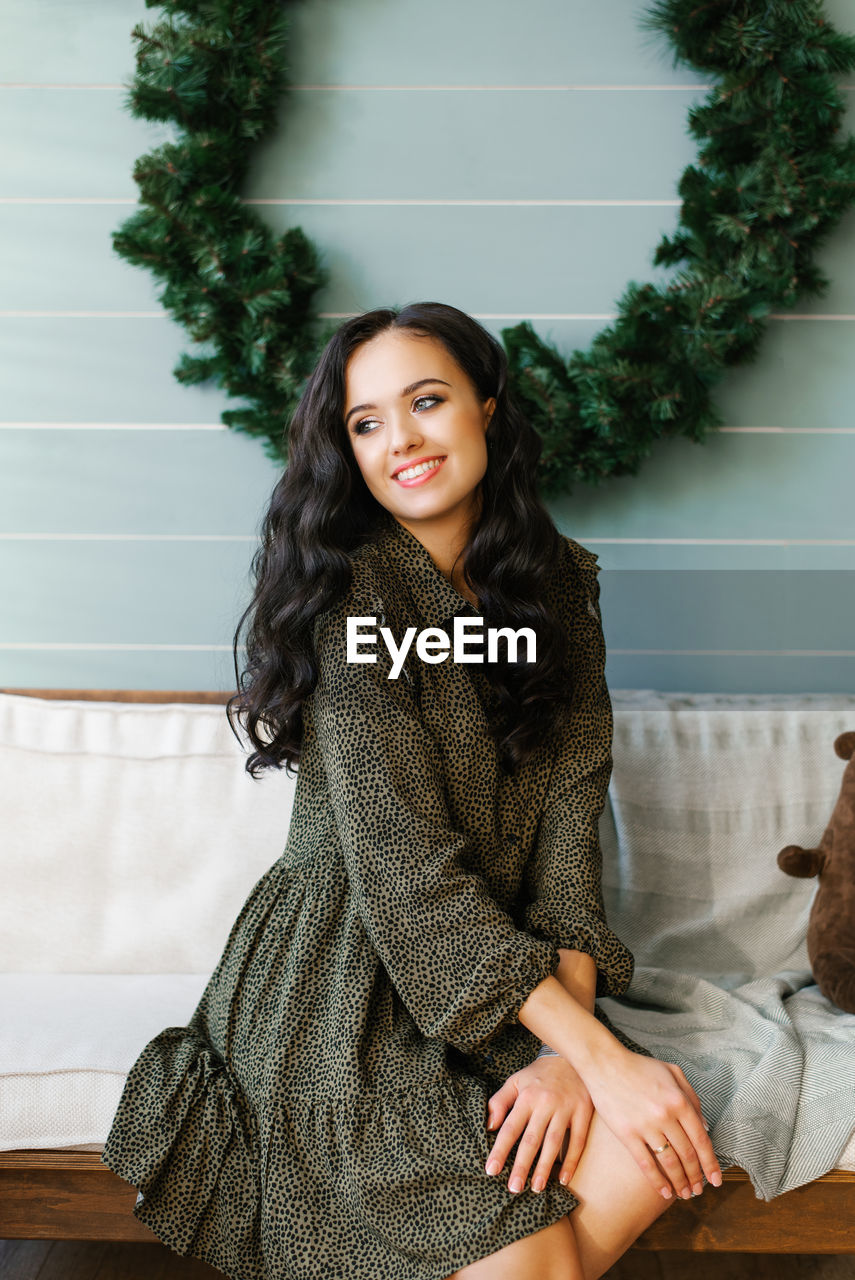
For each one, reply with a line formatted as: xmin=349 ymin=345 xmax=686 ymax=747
xmin=3 ymin=0 xmax=854 ymax=693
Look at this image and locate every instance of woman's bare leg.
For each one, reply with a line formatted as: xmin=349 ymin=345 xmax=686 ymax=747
xmin=446 ymin=1211 xmax=583 ymax=1280
xmin=559 ymin=1109 xmax=678 ymax=1280
xmin=446 ymin=1110 xmax=676 ymax=1280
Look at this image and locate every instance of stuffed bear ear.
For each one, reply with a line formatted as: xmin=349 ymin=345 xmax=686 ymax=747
xmin=833 ymin=731 xmax=855 ymax=761
xmin=777 ymin=845 xmax=825 ymax=878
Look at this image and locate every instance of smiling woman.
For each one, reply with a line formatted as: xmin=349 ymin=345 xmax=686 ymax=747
xmin=100 ymin=299 xmax=722 ymax=1280
xmin=224 ymin=299 xmax=573 ymax=778
xmin=343 ymin=328 xmax=496 ymax=602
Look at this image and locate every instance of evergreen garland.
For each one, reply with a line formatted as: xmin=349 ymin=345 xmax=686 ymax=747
xmin=117 ymin=0 xmax=855 ymax=497
xmin=505 ymin=1 xmax=855 ymax=494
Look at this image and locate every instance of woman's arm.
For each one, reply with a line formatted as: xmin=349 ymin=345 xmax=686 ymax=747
xmin=536 ymin=947 xmax=596 ymax=1058
xmin=519 ymin=973 xmax=624 ymax=1073
xmin=519 ymin=537 xmax=634 ymax=1001
xmin=510 ymin=541 xmax=721 ymax=1197
xmin=555 ymin=947 xmax=597 ymax=1016
xmin=310 ymin=574 xmax=562 ymax=1057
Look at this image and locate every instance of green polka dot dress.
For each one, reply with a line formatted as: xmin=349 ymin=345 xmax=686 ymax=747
xmin=100 ymin=510 xmax=648 ymax=1279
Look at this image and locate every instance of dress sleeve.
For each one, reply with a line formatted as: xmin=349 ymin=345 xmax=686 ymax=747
xmin=519 ymin=538 xmax=635 ymax=1000
xmin=310 ymin=581 xmax=561 ymax=1055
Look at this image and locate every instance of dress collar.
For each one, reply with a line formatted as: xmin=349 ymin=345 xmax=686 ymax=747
xmin=363 ymin=510 xmax=506 ymax=720
xmin=366 ymin=508 xmax=481 ymax=632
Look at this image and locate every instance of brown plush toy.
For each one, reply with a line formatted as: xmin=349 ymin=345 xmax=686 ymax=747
xmin=777 ymin=730 xmax=855 ymax=1015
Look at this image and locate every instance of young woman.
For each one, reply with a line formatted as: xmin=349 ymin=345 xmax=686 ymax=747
xmin=100 ymin=301 xmax=722 ymax=1280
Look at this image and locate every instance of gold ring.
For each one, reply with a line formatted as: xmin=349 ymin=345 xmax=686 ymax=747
xmin=651 ymin=1141 xmax=671 ymax=1154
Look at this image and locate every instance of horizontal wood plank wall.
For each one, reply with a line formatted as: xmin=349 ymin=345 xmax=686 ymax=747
xmin=2 ymin=0 xmax=854 ymax=691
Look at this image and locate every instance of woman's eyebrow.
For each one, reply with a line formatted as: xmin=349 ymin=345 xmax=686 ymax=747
xmin=345 ymin=378 xmax=451 ymax=426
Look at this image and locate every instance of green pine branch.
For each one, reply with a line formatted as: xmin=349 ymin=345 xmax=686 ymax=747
xmin=502 ymin=0 xmax=855 ymax=495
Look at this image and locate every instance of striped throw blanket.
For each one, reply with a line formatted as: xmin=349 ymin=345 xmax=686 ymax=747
xmin=597 ymin=690 xmax=855 ymax=1201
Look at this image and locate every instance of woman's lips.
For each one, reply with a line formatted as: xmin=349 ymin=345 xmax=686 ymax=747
xmin=393 ymin=456 xmax=447 ymax=487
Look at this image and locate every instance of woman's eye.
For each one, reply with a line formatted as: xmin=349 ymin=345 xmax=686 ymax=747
xmin=353 ymin=417 xmax=379 ymax=436
xmin=353 ymin=395 xmax=442 ymax=436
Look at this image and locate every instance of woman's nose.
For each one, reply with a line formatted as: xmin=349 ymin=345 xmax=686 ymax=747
xmin=387 ymin=410 xmax=423 ymax=451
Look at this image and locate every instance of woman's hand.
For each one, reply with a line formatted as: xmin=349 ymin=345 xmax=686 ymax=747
xmin=582 ymin=1045 xmax=722 ymax=1200
xmin=484 ymin=1056 xmax=593 ymax=1195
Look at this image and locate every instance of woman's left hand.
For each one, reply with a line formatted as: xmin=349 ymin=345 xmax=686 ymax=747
xmin=484 ymin=1056 xmax=593 ymax=1194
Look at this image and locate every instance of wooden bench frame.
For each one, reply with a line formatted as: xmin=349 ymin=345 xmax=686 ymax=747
xmin=1 ymin=687 xmax=853 ymax=1253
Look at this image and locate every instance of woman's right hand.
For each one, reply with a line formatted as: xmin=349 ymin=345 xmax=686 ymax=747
xmin=485 ymin=1055 xmax=594 ymax=1194
xmin=582 ymin=1045 xmax=722 ymax=1200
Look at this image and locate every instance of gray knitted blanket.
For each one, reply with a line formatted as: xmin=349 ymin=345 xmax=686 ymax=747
xmin=596 ymin=691 xmax=855 ymax=1201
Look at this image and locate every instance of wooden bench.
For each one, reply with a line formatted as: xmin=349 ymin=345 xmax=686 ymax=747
xmin=0 ymin=1148 xmax=852 ymax=1251
xmin=1 ymin=688 xmax=853 ymax=1254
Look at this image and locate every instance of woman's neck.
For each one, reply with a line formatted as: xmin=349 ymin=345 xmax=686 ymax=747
xmin=391 ymin=508 xmax=480 ymax=609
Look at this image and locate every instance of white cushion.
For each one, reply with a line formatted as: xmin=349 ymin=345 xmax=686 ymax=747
xmin=0 ymin=693 xmax=297 ymax=974
xmin=0 ymin=973 xmax=207 ymax=1149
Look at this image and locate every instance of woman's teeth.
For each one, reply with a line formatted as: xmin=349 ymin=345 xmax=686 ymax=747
xmin=396 ymin=458 xmax=443 ymax=481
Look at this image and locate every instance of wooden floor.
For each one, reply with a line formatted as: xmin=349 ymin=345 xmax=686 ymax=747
xmin=2 ymin=1239 xmax=854 ymax=1279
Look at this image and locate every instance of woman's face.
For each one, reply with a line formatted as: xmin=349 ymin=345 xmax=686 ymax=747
xmin=342 ymin=328 xmax=496 ymax=538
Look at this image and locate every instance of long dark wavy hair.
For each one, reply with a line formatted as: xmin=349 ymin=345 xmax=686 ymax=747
xmin=227 ymin=300 xmax=577 ymax=779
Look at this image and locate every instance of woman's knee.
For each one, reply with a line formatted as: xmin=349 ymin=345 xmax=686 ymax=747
xmin=563 ymin=1111 xmax=677 ymax=1278
xmin=447 ymin=1108 xmax=679 ymax=1280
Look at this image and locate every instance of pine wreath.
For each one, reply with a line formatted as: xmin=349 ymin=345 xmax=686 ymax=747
xmin=116 ymin=0 xmax=855 ymax=499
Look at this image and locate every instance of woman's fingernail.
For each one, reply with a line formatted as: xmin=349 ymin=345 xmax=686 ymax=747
xmin=532 ymin=1176 xmax=544 ymax=1193
xmin=661 ymin=1187 xmax=672 ymax=1199
xmin=486 ymin=1160 xmax=499 ymax=1176
xmin=509 ymin=1176 xmax=523 ymax=1194
xmin=711 ymin=1171 xmax=723 ymax=1187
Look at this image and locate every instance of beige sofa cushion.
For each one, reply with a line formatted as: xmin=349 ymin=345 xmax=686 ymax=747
xmin=0 ymin=973 xmax=206 ymax=1148
xmin=0 ymin=693 xmax=296 ymax=973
